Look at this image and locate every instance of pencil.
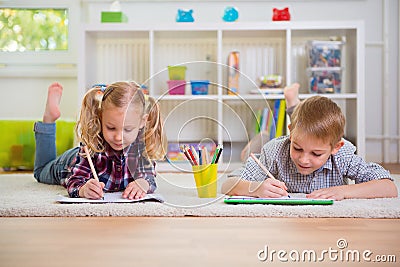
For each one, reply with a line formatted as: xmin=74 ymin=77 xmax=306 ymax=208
xmin=186 ymin=145 xmax=198 ymax=165
xmin=214 ymin=146 xmax=223 ymax=164
xmin=249 ymin=153 xmax=276 ymax=180
xmin=201 ymin=146 xmax=207 ymax=165
xmin=211 ymin=145 xmax=220 ymax=164
xmin=83 ymin=145 xmax=104 ymax=200
xmin=83 ymin=145 xmax=99 ymax=181
xmin=180 ymin=145 xmax=194 ymax=165
xmin=198 ymin=149 xmax=202 ymax=165
xmin=204 ymin=146 xmax=210 ymax=164
xmin=190 ymin=145 xmax=199 ymax=164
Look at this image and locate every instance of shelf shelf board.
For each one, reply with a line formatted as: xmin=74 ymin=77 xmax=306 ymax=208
xmin=84 ymin=21 xmax=289 ymax=32
xmin=299 ymin=93 xmax=357 ymax=100
xmin=153 ymin=93 xmax=357 ymax=101
xmin=84 ymin=21 xmax=362 ymax=32
xmin=155 ymin=95 xmax=219 ymax=101
xmin=222 ymin=94 xmax=283 ymax=100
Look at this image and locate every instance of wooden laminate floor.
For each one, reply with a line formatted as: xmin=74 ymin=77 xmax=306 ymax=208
xmin=0 ymin=217 xmax=399 ymax=267
xmin=1 ymin=165 xmax=399 ymax=266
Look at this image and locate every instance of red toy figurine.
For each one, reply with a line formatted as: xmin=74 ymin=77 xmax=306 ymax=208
xmin=272 ymin=7 xmax=291 ymax=21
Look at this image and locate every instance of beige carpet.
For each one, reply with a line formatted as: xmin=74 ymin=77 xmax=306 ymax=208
xmin=0 ymin=173 xmax=399 ymax=218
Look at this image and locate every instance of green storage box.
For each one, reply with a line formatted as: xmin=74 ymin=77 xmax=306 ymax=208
xmin=101 ymin=11 xmax=128 ymax=23
xmin=0 ymin=120 xmax=75 ymax=170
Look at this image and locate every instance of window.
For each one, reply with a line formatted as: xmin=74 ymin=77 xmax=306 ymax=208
xmin=0 ymin=1 xmax=78 ymax=71
xmin=0 ymin=8 xmax=68 ymax=52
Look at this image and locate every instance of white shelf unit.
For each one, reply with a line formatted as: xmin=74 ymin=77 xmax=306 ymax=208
xmin=78 ymin=21 xmax=365 ymax=167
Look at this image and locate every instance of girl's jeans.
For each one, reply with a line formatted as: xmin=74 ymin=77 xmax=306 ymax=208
xmin=33 ymin=122 xmax=78 ymax=186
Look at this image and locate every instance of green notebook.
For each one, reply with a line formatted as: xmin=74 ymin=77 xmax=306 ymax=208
xmin=224 ymin=196 xmax=334 ymax=205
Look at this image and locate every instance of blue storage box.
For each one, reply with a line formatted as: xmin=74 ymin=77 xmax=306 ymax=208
xmin=190 ymin=80 xmax=209 ymax=95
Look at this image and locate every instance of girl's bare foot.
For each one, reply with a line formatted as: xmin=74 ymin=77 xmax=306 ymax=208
xmin=284 ymin=83 xmax=300 ymax=109
xmin=43 ymin=82 xmax=63 ymax=123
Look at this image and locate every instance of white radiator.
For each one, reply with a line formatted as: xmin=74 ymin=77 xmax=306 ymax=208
xmin=95 ymin=38 xmax=150 ymax=84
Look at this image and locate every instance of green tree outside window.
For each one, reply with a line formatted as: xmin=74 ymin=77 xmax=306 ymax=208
xmin=0 ymin=8 xmax=68 ymax=51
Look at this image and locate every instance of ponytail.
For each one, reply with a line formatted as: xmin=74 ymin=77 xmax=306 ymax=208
xmin=144 ymin=95 xmax=167 ymax=160
xmin=75 ymin=88 xmax=104 ymax=155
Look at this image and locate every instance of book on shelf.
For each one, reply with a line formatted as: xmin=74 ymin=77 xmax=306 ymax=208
xmin=275 ymin=99 xmax=286 ymax=137
xmin=255 ymin=99 xmax=286 ymax=139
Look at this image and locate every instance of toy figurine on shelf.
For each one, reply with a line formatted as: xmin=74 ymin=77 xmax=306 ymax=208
xmin=222 ymin=6 xmax=239 ymax=22
xmin=258 ymin=74 xmax=283 ymax=89
xmin=176 ymin=9 xmax=194 ymax=22
xmin=272 ymin=7 xmax=291 ymax=21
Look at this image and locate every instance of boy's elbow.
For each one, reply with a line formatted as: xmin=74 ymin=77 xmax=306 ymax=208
xmin=388 ymin=181 xmax=398 ymax=198
xmin=221 ymin=180 xmax=234 ymax=195
xmin=221 ymin=177 xmax=241 ymax=195
xmin=381 ymin=178 xmax=398 ymax=198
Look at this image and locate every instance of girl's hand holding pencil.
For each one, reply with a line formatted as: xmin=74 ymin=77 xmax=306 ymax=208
xmin=79 ymin=179 xmax=105 ymax=200
xmin=79 ymin=146 xmax=105 ymax=199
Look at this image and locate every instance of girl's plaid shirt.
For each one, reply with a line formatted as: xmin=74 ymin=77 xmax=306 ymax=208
xmin=66 ymin=133 xmax=156 ymax=198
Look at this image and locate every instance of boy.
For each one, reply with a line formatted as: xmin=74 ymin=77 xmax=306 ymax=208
xmin=222 ymin=92 xmax=398 ymax=200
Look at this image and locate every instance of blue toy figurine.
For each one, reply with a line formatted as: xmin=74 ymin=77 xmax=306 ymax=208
xmin=176 ymin=9 xmax=194 ymax=22
xmin=222 ymin=6 xmax=239 ymax=22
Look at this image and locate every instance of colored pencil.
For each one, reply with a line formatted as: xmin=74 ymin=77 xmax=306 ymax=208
xmin=211 ymin=145 xmax=220 ymax=164
xmin=214 ymin=146 xmax=223 ymax=164
xmin=180 ymin=145 xmax=194 ymax=165
xmin=187 ymin=145 xmax=198 ymax=165
xmin=201 ymin=146 xmax=208 ymax=165
xmin=198 ymin=149 xmax=202 ymax=165
xmin=204 ymin=146 xmax=210 ymax=164
xmin=190 ymin=145 xmax=199 ymax=164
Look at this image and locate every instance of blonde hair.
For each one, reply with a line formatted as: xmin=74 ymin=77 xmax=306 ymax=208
xmin=76 ymin=81 xmax=167 ymax=160
xmin=290 ymin=96 xmax=345 ymax=148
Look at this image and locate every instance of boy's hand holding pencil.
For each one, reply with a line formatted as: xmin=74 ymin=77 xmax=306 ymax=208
xmin=249 ymin=153 xmax=290 ymax=198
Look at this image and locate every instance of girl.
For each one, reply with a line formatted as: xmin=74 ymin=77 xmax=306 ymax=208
xmin=34 ymin=81 xmax=167 ymax=200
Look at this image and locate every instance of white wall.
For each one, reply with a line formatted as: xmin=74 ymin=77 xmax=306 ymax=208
xmin=0 ymin=0 xmax=399 ymax=163
xmin=0 ymin=0 xmax=80 ymax=121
